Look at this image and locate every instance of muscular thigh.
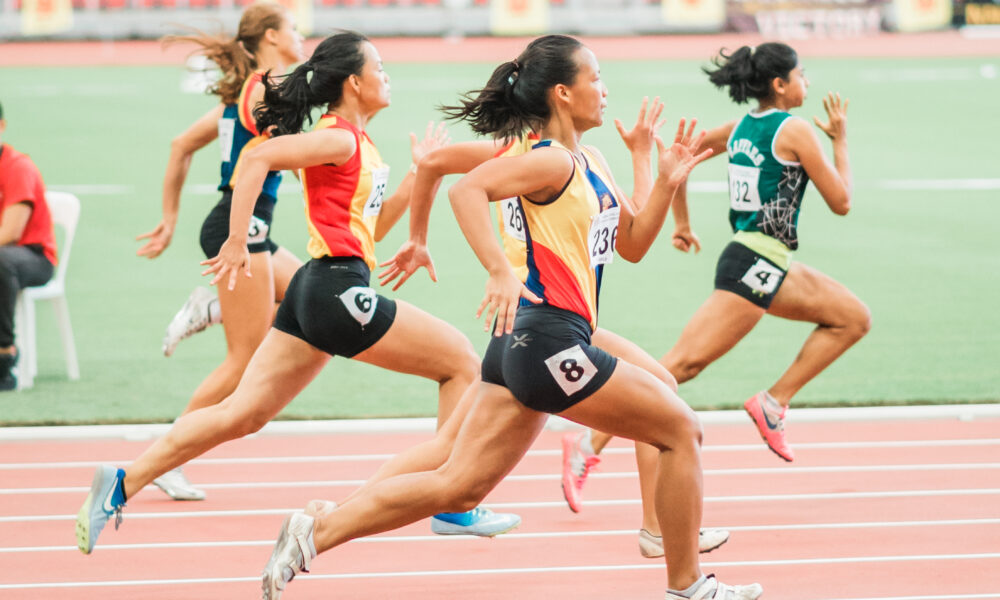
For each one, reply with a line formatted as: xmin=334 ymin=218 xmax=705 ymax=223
xmin=768 ymin=262 xmax=866 ymax=326
xmin=354 ymin=299 xmax=477 ymax=382
xmin=218 ymin=251 xmax=276 ymax=351
xmin=592 ymin=327 xmax=676 ymax=389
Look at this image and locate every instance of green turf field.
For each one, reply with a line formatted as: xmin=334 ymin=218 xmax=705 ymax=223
xmin=0 ymin=55 xmax=997 ymax=425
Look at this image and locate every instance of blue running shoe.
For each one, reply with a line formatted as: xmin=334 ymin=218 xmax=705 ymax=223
xmin=430 ymin=507 xmax=520 ymax=537
xmin=76 ymin=466 xmax=126 ymax=554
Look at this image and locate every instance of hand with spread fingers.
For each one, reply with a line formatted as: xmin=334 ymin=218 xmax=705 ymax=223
xmin=378 ymin=240 xmax=437 ymax=291
xmin=813 ymin=91 xmax=848 ymax=141
xmin=199 ymin=237 xmax=251 ymax=291
xmin=656 ymin=118 xmax=714 ymax=188
xmin=478 ymin=269 xmax=541 ymax=337
xmin=615 ymin=96 xmax=665 ymax=158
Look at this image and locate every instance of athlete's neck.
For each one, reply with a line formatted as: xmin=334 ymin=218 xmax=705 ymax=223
xmin=254 ymin=48 xmax=290 ymax=79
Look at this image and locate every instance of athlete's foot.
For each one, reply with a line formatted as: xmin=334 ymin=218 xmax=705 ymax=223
xmin=262 ymin=512 xmax=316 ymax=600
xmin=638 ymin=528 xmax=731 ymax=558
xmin=744 ymin=391 xmax=795 ymax=461
xmin=76 ymin=466 xmax=126 ymax=554
xmin=153 ymin=466 xmax=206 ymax=501
xmin=561 ymin=431 xmax=600 ymax=513
xmin=430 ymin=507 xmax=520 ymax=537
xmin=162 ymin=286 xmax=218 ymax=357
xmin=665 ymin=574 xmax=762 ymax=600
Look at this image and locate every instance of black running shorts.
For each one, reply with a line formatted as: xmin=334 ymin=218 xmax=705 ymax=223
xmin=714 ymin=241 xmax=788 ymax=309
xmin=200 ymin=190 xmax=279 ymax=257
xmin=481 ymin=304 xmax=617 ymax=414
xmin=273 ymin=256 xmax=397 ymax=358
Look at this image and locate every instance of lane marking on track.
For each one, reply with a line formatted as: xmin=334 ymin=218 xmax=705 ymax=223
xmin=6 ymin=489 xmax=1000 ymax=523
xmin=2 ymin=438 xmax=998 ymax=470
xmin=2 ymin=553 xmax=999 ymax=589
xmin=3 ymin=518 xmax=999 ymax=553
xmin=5 ymin=462 xmax=1000 ymax=495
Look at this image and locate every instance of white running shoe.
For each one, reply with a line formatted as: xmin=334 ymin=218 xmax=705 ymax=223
xmin=664 ymin=574 xmax=762 ymax=600
xmin=153 ymin=467 xmax=206 ymax=501
xmin=430 ymin=507 xmax=521 ymax=537
xmin=639 ymin=527 xmax=731 ymax=558
xmin=162 ymin=286 xmax=216 ymax=357
xmin=262 ymin=512 xmax=316 ymax=600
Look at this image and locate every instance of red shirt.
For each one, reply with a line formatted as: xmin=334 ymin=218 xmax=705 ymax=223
xmin=0 ymin=144 xmax=57 ymax=265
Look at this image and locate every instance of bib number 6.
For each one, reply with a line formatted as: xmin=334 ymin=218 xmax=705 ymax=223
xmin=339 ymin=286 xmax=379 ymax=327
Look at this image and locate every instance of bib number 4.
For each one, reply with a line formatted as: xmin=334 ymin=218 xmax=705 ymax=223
xmin=740 ymin=259 xmax=784 ymax=295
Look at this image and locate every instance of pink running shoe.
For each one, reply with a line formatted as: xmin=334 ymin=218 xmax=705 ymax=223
xmin=561 ymin=432 xmax=601 ymax=513
xmin=744 ymin=392 xmax=795 ymax=462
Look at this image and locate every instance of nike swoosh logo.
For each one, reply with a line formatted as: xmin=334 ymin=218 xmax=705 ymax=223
xmin=101 ymin=472 xmax=120 ymax=513
xmin=762 ymin=407 xmax=781 ymax=430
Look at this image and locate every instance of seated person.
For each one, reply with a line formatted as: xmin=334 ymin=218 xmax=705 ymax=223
xmin=0 ymin=100 xmax=58 ymax=390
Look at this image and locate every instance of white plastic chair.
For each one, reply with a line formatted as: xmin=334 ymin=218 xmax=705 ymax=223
xmin=14 ymin=191 xmax=81 ymax=390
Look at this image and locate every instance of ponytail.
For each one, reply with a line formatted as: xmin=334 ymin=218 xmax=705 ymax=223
xmin=254 ymin=31 xmax=369 ymax=137
xmin=703 ymin=42 xmax=798 ymax=104
xmin=441 ymin=34 xmax=583 ymax=140
xmin=163 ymin=1 xmax=287 ymax=105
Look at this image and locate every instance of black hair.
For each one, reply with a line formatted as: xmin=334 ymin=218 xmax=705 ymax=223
xmin=703 ymin=42 xmax=798 ymax=104
xmin=254 ymin=30 xmax=369 ymax=137
xmin=440 ymin=34 xmax=584 ymax=140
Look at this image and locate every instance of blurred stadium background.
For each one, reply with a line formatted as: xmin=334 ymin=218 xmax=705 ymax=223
xmin=0 ymin=0 xmax=997 ymax=425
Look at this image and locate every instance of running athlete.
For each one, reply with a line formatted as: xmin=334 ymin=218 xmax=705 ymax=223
xmin=661 ymin=43 xmax=870 ymax=461
xmin=76 ymin=32 xmax=519 ymax=556
xmin=377 ymin=97 xmax=728 ymax=558
xmin=259 ymin=35 xmax=761 ymax=600
xmin=133 ymin=2 xmax=304 ymax=501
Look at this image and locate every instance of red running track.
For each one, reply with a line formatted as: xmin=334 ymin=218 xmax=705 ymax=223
xmin=1 ymin=415 xmax=999 ymax=600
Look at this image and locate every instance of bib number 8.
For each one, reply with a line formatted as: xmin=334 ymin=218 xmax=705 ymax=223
xmin=544 ymin=344 xmax=598 ymax=396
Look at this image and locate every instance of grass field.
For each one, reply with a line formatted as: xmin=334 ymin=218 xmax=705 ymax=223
xmin=0 ymin=53 xmax=997 ymax=425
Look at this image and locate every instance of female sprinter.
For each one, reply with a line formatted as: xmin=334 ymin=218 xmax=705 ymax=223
xmin=259 ymin=35 xmax=761 ymax=600
xmin=661 ymin=43 xmax=870 ymax=462
xmin=133 ymin=2 xmax=304 ymax=501
xmin=376 ymin=97 xmax=728 ymax=558
xmin=76 ymin=31 xmax=518 ymax=556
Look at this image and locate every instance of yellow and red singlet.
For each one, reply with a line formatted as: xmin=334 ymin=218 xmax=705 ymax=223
xmin=300 ymin=115 xmax=388 ymax=270
xmin=518 ymin=140 xmax=620 ymax=331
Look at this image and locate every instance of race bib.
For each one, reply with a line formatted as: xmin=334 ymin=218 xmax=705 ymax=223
xmin=339 ymin=286 xmax=379 ymax=327
xmin=247 ymin=216 xmax=269 ymax=244
xmin=741 ymin=259 xmax=784 ymax=295
xmin=500 ymin=198 xmax=526 ymax=242
xmin=728 ymin=163 xmax=762 ymax=212
xmin=544 ymin=345 xmax=598 ymax=396
xmin=218 ymin=117 xmax=236 ymax=163
xmin=588 ymin=207 xmax=619 ymax=268
xmin=364 ymin=166 xmax=390 ymax=218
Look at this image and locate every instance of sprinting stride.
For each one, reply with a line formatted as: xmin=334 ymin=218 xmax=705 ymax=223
xmin=259 ymin=35 xmax=761 ymax=600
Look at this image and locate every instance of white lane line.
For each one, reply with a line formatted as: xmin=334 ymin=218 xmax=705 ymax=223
xmin=2 ymin=553 xmax=998 ymax=589
xmin=2 ymin=438 xmax=998 ymax=470
xmin=879 ymin=178 xmax=1000 ymax=190
xmin=5 ymin=489 xmax=1000 ymax=523
xmin=4 ymin=518 xmax=998 ymax=553
xmin=5 ymin=462 xmax=1000 ymax=495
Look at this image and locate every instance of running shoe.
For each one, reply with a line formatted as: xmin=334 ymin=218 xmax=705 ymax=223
xmin=744 ymin=391 xmax=795 ymax=461
xmin=153 ymin=466 xmax=206 ymax=501
xmin=262 ymin=512 xmax=316 ymax=600
xmin=162 ymin=286 xmax=216 ymax=357
xmin=561 ymin=431 xmax=601 ymax=513
xmin=664 ymin=574 xmax=763 ymax=600
xmin=430 ymin=507 xmax=521 ymax=537
xmin=638 ymin=528 xmax=731 ymax=558
xmin=76 ymin=465 xmax=126 ymax=554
